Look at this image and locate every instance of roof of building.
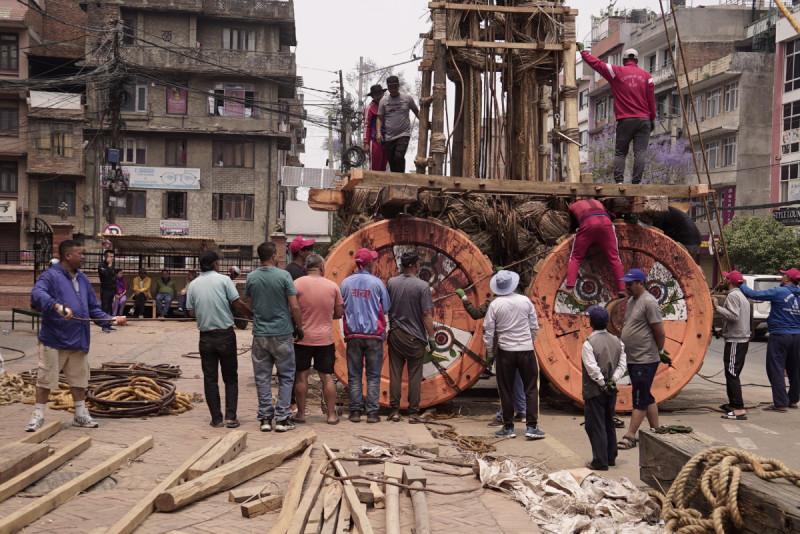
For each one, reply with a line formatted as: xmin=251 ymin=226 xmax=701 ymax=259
xmin=0 ymin=0 xmax=26 ymax=22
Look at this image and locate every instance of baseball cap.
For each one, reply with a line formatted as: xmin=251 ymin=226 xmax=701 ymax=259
xmin=400 ymin=251 xmax=421 ymax=267
xmin=290 ymin=236 xmax=315 ymax=254
xmin=587 ymin=305 xmax=609 ymax=325
xmin=386 ymin=75 xmax=400 ymax=86
xmin=620 ymin=268 xmax=647 ymax=282
xmin=490 ymin=270 xmax=520 ymax=296
xmin=780 ymin=268 xmax=800 ymax=282
xmin=721 ymin=270 xmax=744 ymax=285
xmin=354 ymin=248 xmax=378 ymax=266
xmin=369 ymin=84 xmax=385 ymax=97
xmin=623 ymin=48 xmax=638 ymax=60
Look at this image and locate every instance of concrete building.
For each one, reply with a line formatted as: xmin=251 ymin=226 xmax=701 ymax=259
xmin=78 ymin=0 xmax=302 ymax=258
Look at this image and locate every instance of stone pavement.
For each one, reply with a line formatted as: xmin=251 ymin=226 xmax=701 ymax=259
xmin=0 ymin=317 xmax=543 ymax=533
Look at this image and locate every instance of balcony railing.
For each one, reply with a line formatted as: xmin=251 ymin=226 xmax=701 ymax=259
xmin=651 ymin=66 xmax=675 ymax=85
xmin=119 ymin=46 xmax=295 ymax=76
xmin=204 ymin=0 xmax=293 ymax=21
xmin=113 ymin=0 xmax=204 ymax=11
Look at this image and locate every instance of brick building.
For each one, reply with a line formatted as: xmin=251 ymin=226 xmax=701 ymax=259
xmin=74 ymin=0 xmax=302 ymax=258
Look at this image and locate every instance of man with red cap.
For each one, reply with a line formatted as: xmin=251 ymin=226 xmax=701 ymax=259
xmin=339 ymin=248 xmax=391 ymax=423
xmin=740 ymin=268 xmax=800 ymax=412
xmin=287 ymin=236 xmax=315 ymax=281
xmin=562 ymin=199 xmax=626 ymax=300
xmin=713 ymin=270 xmax=751 ymax=420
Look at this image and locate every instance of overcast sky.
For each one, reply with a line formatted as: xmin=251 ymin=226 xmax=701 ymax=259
xmin=292 ymin=0 xmax=682 ymax=169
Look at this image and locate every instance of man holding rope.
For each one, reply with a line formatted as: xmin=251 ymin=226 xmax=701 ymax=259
xmin=27 ymin=239 xmax=128 ymax=431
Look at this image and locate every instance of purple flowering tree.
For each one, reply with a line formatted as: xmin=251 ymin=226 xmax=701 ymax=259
xmin=583 ymin=122 xmax=695 ymax=184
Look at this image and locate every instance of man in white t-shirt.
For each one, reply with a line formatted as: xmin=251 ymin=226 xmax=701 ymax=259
xmin=376 ymin=75 xmax=419 ymax=173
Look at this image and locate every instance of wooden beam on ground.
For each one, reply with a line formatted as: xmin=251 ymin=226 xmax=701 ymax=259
xmin=0 ymin=436 xmax=153 ymax=534
xmin=17 ymin=421 xmax=62 ymax=444
xmin=429 ymin=2 xmax=576 ymax=15
xmin=383 ymin=463 xmax=404 ymax=534
xmin=322 ymin=444 xmax=375 ymax=534
xmin=186 ymin=430 xmax=246 ymax=480
xmin=370 ymin=481 xmax=385 ymax=509
xmin=334 ymin=497 xmax=351 ymax=534
xmin=346 ymin=169 xmax=711 ymax=198
xmin=445 ymin=39 xmax=566 ymax=51
xmin=241 ymin=495 xmax=283 ymax=518
xmin=320 ymin=482 xmax=342 ymax=534
xmin=286 ymin=455 xmax=329 ymax=534
xmin=267 ymin=444 xmax=314 ymax=534
xmin=155 ymin=431 xmax=316 ymax=513
xmin=403 ymin=466 xmax=431 ymax=534
xmin=0 ymin=437 xmax=90 ymax=504
xmin=105 ymin=436 xmax=221 ymax=534
xmin=229 ymin=485 xmax=271 ymax=503
xmin=640 ymin=429 xmax=800 ymax=532
xmin=304 ymin=477 xmax=329 ymax=534
xmin=308 ymin=189 xmax=346 ymax=211
xmin=0 ymin=443 xmax=52 ymax=484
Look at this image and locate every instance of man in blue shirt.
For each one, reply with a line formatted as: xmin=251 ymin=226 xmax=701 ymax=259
xmin=28 ymin=240 xmax=128 ymax=431
xmin=340 ymin=248 xmax=391 ymax=423
xmin=740 ymin=268 xmax=800 ymax=411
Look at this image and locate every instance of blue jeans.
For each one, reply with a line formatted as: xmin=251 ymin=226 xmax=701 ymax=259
xmin=155 ymin=293 xmax=173 ymax=316
xmin=346 ymin=338 xmax=383 ymax=414
xmin=496 ymin=370 xmax=526 ymax=418
xmin=178 ymin=294 xmax=188 ymax=317
xmin=252 ymin=334 xmax=296 ymax=421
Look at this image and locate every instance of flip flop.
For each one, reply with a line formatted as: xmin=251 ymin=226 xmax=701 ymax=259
xmin=408 ymin=414 xmax=424 ymax=424
xmin=225 ymin=419 xmax=240 ymax=428
xmin=292 ymin=417 xmax=307 ymax=424
xmin=720 ymin=412 xmax=747 ymax=420
xmin=762 ymin=405 xmax=788 ymax=412
xmin=389 ymin=413 xmax=402 ymax=422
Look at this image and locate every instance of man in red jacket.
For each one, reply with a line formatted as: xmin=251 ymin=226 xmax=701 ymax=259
xmin=581 ymin=46 xmax=656 ymax=184
xmin=563 ymin=199 xmax=627 ymax=300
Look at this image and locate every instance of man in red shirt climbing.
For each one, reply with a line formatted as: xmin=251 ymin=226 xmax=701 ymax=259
xmin=580 ymin=46 xmax=656 ymax=184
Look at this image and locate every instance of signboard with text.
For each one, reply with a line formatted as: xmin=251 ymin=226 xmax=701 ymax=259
xmin=160 ymin=220 xmax=189 ymax=236
xmin=773 ymin=207 xmax=800 ymax=226
xmin=0 ymin=200 xmax=16 ymax=223
xmin=100 ymin=166 xmax=200 ymax=190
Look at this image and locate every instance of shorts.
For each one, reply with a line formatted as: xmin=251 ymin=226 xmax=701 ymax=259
xmin=629 ymin=361 xmax=659 ymax=410
xmin=36 ymin=343 xmax=89 ymax=389
xmin=294 ymin=343 xmax=336 ymax=375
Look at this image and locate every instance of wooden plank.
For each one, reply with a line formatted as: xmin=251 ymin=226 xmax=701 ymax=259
xmin=348 ymin=170 xmax=712 ymax=198
xmin=445 ymin=39 xmax=566 ymax=51
xmin=304 ymin=479 xmax=328 ymax=534
xmin=339 ymin=171 xmax=363 ymax=191
xmin=0 ymin=436 xmax=153 ymax=534
xmin=322 ymin=444 xmax=375 ymax=534
xmin=286 ymin=454 xmax=328 ymax=534
xmin=229 ymin=484 xmax=271 ymax=503
xmin=0 ymin=443 xmax=52 ymax=484
xmin=429 ymin=2 xmax=575 ymax=14
xmin=155 ymin=431 xmax=316 ymax=513
xmin=308 ymin=189 xmax=346 ymax=211
xmin=17 ymin=421 xmax=62 ymax=444
xmin=241 ymin=494 xmax=283 ymax=518
xmin=640 ymin=430 xmax=800 ymax=533
xmin=267 ymin=444 xmax=314 ymax=534
xmin=334 ymin=497 xmax=351 ymax=534
xmin=383 ymin=463 xmax=404 ymax=534
xmin=186 ymin=430 xmax=246 ymax=480
xmin=320 ymin=498 xmax=339 ymax=534
xmin=0 ymin=437 xmax=90 ymax=504
xmin=105 ymin=436 xmax=221 ymax=534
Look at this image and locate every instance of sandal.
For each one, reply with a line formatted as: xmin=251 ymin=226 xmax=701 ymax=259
xmin=720 ymin=412 xmax=747 ymax=420
xmin=225 ymin=419 xmax=240 ymax=428
xmin=210 ymin=420 xmax=224 ymax=428
xmin=327 ymin=417 xmax=340 ymax=425
xmin=617 ymin=435 xmax=637 ymax=450
xmin=584 ymin=461 xmax=608 ymax=471
xmin=763 ymin=405 xmax=788 ymax=412
xmin=389 ymin=412 xmax=401 ymax=422
xmin=408 ymin=414 xmax=424 ymax=424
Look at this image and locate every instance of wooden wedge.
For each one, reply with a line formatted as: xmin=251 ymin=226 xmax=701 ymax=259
xmin=241 ymin=494 xmax=283 ymax=518
xmin=186 ymin=430 xmax=246 ymax=480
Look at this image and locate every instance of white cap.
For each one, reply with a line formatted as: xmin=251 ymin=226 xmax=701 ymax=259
xmin=49 ymin=258 xmax=60 ymax=266
xmin=623 ymin=48 xmax=639 ymax=60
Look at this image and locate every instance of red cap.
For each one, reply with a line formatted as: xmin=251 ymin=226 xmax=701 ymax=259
xmin=289 ymin=236 xmax=315 ymax=254
xmin=721 ymin=270 xmax=744 ymax=285
xmin=354 ymin=248 xmax=378 ymax=266
xmin=780 ymin=268 xmax=800 ymax=282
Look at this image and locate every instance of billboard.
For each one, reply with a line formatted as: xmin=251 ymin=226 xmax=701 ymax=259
xmin=100 ymin=166 xmax=200 ymax=190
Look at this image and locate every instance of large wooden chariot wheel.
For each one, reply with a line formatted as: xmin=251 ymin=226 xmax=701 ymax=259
xmin=531 ymin=223 xmax=712 ymax=412
xmin=325 ymin=218 xmax=493 ymax=409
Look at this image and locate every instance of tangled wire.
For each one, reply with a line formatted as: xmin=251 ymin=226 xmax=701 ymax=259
xmin=0 ymin=372 xmax=35 ymax=405
xmin=648 ymin=446 xmax=800 ymax=533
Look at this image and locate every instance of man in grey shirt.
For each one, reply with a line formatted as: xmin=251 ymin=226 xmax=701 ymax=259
xmin=386 ymin=251 xmax=435 ymax=423
xmin=713 ymin=270 xmax=751 ymax=420
xmin=617 ymin=269 xmax=665 ymax=450
xmin=376 ymin=75 xmax=419 ymax=173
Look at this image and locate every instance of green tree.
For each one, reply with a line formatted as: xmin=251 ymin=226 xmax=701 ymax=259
xmin=722 ymin=216 xmax=800 ymax=274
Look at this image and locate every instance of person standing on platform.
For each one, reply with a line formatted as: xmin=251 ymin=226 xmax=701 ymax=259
xmin=713 ymin=270 xmax=751 ymax=420
xmin=364 ymin=84 xmax=388 ymax=171
xmin=376 ymin=75 xmax=419 ymax=173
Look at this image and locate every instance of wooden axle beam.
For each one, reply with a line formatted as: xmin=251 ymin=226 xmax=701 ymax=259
xmin=445 ymin=40 xmax=567 ymax=51
xmin=429 ymin=2 xmax=577 ymax=15
xmin=341 ymin=170 xmax=711 ymax=198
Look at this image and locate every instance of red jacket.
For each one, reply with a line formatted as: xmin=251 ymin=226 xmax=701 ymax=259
xmin=569 ymin=199 xmax=610 ymax=225
xmin=581 ymin=50 xmax=656 ymax=121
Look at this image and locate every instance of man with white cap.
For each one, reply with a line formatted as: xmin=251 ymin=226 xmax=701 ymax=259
xmin=712 ymin=270 xmax=751 ymax=420
xmin=340 ymin=247 xmax=391 ymax=423
xmin=482 ymin=270 xmax=544 ymax=440
xmin=580 ymin=45 xmax=656 ymax=184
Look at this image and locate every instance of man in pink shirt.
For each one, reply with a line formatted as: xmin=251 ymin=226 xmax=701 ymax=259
xmin=581 ymin=46 xmax=656 ymax=184
xmin=363 ymin=84 xmax=387 ymax=171
xmin=293 ymin=253 xmax=344 ymax=424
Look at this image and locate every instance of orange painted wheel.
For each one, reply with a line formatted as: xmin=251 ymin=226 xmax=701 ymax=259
xmin=325 ymin=218 xmax=493 ymax=409
xmin=531 ymin=223 xmax=712 ymax=412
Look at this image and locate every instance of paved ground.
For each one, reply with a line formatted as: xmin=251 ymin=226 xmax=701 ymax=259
xmin=0 ymin=314 xmax=796 ymax=533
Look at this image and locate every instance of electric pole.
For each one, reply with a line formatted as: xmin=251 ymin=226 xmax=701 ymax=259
xmin=328 ymin=116 xmax=334 ymax=170
xmin=338 ymin=69 xmax=347 ymax=171
xmin=107 ymin=20 xmax=123 ymax=225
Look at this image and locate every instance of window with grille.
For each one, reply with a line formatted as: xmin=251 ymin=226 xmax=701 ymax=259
xmin=222 ymin=28 xmax=255 ymax=51
xmin=689 ymin=94 xmax=704 ymax=123
xmin=163 ymin=191 xmax=186 ymax=219
xmin=0 ymin=33 xmax=18 ymax=72
xmin=122 ymin=19 xmax=136 ymax=45
xmin=0 ymin=107 xmax=18 ymax=134
xmin=124 ymin=191 xmax=146 ymax=217
xmin=165 ymin=139 xmax=187 ymax=166
xmin=786 ymin=39 xmax=800 ymax=92
xmin=38 ymin=123 xmax=73 ymax=157
xmin=724 ymin=82 xmax=739 ymax=113
xmin=121 ymin=138 xmax=146 ymax=164
xmin=212 ymin=194 xmax=254 ymax=220
xmin=0 ymin=162 xmax=16 ymax=193
xmin=578 ymin=90 xmax=588 ymax=110
xmin=696 ymin=140 xmax=720 ymax=170
xmin=209 ymin=83 xmax=258 ymax=118
xmin=722 ymin=137 xmax=737 ymax=167
xmin=706 ymin=89 xmax=721 ymax=118
xmin=596 ymin=97 xmax=609 ymax=122
xmin=39 ymin=181 xmax=75 ymax=215
xmin=783 ymin=101 xmax=800 ymax=155
xmin=212 ymin=140 xmax=254 ymax=168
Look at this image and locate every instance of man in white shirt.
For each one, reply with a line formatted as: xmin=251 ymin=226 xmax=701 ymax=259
xmin=482 ymin=270 xmax=544 ymax=440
